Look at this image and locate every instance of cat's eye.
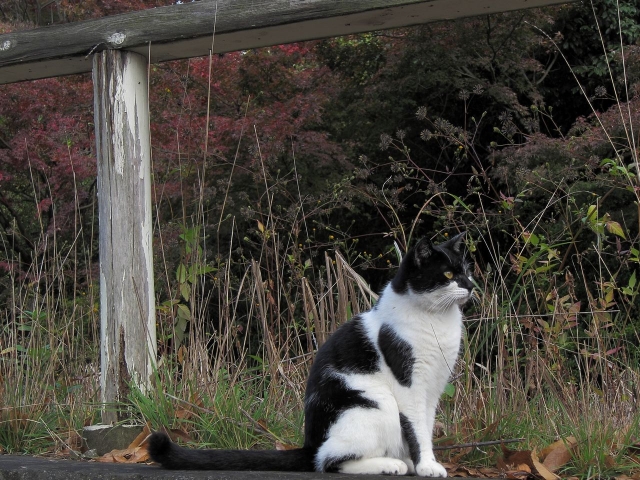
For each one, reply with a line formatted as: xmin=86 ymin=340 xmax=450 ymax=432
xmin=444 ymin=271 xmax=454 ymax=279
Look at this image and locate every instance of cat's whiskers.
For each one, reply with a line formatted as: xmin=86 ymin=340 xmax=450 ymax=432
xmin=430 ymin=292 xmax=460 ymax=314
xmin=427 ymin=285 xmax=474 ymax=314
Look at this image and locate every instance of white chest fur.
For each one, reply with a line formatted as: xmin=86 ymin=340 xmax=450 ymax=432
xmin=365 ymin=283 xmax=464 ymax=386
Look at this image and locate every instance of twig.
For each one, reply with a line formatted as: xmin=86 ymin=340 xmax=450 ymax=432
xmin=434 ymin=438 xmax=524 ymax=451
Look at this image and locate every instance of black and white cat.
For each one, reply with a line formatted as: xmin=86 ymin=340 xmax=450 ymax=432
xmin=148 ymin=232 xmax=473 ymax=477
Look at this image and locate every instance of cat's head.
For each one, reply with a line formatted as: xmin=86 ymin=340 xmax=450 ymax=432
xmin=391 ymin=232 xmax=473 ymax=309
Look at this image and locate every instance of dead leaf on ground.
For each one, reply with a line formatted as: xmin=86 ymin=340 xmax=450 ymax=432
xmin=505 ymin=469 xmax=536 ymax=479
xmin=446 ymin=464 xmax=499 ymax=478
xmin=94 ymin=423 xmax=155 ymax=464
xmin=95 ymin=446 xmax=149 ymax=464
xmin=539 ymin=436 xmax=578 ymax=472
xmin=479 ymin=466 xmax=503 ymax=476
xmin=128 ymin=422 xmax=151 ymax=449
xmin=444 ymin=462 xmax=504 ymax=479
xmin=531 ymin=449 xmax=559 ymax=480
xmin=275 ymin=441 xmax=298 ymax=451
xmin=499 ymin=444 xmax=561 ymax=480
xmin=498 ymin=445 xmax=535 ymax=471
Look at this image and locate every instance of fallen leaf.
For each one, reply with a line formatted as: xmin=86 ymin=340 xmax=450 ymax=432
xmin=505 ymin=470 xmax=535 ymax=479
xmin=517 ymin=463 xmax=532 ymax=473
xmin=94 ymin=453 xmax=116 ymax=463
xmin=446 ymin=465 xmax=490 ymax=478
xmin=479 ymin=467 xmax=502 ymax=476
xmin=532 ymin=448 xmax=559 ymax=480
xmin=95 ymin=446 xmax=149 ymax=464
xmin=448 ymin=467 xmax=468 ymax=477
xmin=128 ymin=423 xmax=151 ymax=449
xmin=499 ymin=444 xmax=564 ymax=480
xmin=275 ymin=441 xmax=298 ymax=451
xmin=540 ymin=436 xmax=577 ymax=472
xmin=498 ymin=445 xmax=535 ymax=471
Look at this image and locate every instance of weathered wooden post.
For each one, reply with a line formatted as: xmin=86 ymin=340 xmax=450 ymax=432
xmin=93 ymin=50 xmax=156 ymax=424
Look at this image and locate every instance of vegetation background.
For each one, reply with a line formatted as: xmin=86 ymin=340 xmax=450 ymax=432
xmin=1 ymin=0 xmax=640 ymax=477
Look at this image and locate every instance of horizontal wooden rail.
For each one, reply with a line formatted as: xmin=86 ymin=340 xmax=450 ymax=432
xmin=0 ymin=0 xmax=573 ymax=84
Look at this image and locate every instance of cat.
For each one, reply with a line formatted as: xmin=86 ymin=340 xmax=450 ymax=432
xmin=148 ymin=232 xmax=473 ymax=477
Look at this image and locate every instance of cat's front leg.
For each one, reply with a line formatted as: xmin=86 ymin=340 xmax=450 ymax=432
xmin=400 ymin=409 xmax=447 ymax=478
xmin=401 ymin=457 xmax=445 ymax=477
xmin=415 ymin=454 xmax=447 ymax=478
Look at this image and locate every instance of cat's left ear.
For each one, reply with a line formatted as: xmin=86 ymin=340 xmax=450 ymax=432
xmin=443 ymin=231 xmax=466 ymax=253
xmin=412 ymin=237 xmax=433 ymax=267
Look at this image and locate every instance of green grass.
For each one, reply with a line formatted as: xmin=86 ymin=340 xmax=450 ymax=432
xmin=2 ymin=223 xmax=639 ymax=479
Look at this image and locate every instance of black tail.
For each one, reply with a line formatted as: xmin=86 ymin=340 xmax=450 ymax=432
xmin=147 ymin=432 xmax=316 ymax=471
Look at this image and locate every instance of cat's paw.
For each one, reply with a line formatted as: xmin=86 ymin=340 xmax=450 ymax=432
xmin=380 ymin=458 xmax=409 ymax=476
xmin=415 ymin=459 xmax=447 ymax=477
xmin=339 ymin=457 xmax=408 ymax=476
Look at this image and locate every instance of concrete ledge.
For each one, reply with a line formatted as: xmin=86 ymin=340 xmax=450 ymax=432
xmin=0 ymin=454 xmax=489 ymax=480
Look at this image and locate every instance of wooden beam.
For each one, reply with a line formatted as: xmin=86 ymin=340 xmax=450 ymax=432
xmin=93 ymin=50 xmax=156 ymax=423
xmin=0 ymin=0 xmax=574 ymax=84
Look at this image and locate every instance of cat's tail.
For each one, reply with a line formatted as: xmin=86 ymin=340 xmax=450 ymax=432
xmin=147 ymin=431 xmax=316 ymax=471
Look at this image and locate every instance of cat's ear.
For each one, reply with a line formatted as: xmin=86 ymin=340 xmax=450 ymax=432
xmin=443 ymin=231 xmax=466 ymax=253
xmin=412 ymin=238 xmax=433 ymax=266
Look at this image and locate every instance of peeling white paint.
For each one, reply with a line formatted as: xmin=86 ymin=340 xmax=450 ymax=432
xmin=112 ymin=77 xmax=126 ymax=176
xmin=99 ymin=269 xmax=110 ymax=407
xmin=107 ymin=32 xmax=126 ymax=45
xmin=0 ymin=39 xmax=13 ymax=51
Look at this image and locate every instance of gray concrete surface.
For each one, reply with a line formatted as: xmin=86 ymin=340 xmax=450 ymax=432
xmin=0 ymin=455 xmax=489 ymax=480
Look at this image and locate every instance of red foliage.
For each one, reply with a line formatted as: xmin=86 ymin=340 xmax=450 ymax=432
xmin=0 ymin=6 xmax=343 ymax=288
